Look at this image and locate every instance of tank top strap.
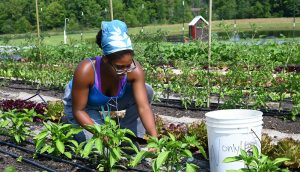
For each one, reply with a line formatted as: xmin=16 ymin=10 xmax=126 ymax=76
xmin=95 ymin=56 xmax=102 ymax=90
xmin=86 ymin=58 xmax=99 ymax=89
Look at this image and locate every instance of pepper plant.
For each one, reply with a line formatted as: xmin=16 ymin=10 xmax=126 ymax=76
xmin=0 ymin=109 xmax=40 ymax=143
xmin=34 ymin=121 xmax=82 ymax=159
xmin=130 ymin=133 xmax=207 ymax=172
xmin=223 ymin=145 xmax=290 ymax=172
xmin=81 ymin=117 xmax=138 ymax=171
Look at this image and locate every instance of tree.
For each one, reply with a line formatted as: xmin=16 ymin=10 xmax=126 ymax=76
xmin=214 ymin=0 xmax=237 ymax=20
xmin=44 ymin=2 xmax=66 ymax=29
xmin=15 ymin=17 xmax=32 ymax=33
xmin=236 ymin=0 xmax=252 ymax=19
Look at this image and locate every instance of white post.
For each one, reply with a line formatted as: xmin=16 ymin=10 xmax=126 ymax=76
xmin=105 ymin=8 xmax=108 ymax=20
xmin=81 ymin=11 xmax=84 ymax=41
xmin=40 ymin=8 xmax=43 ymax=32
xmin=293 ymin=0 xmax=296 ymax=41
xmin=182 ymin=0 xmax=185 ymax=41
xmin=141 ymin=4 xmax=144 ymax=32
xmin=64 ymin=18 xmax=69 ymax=44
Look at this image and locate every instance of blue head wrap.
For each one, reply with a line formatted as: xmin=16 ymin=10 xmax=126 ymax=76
xmin=101 ymin=20 xmax=133 ymax=55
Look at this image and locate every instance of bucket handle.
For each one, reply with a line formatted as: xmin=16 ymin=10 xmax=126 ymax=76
xmin=245 ymin=128 xmax=262 ymax=155
xmin=250 ymin=128 xmax=261 ymax=143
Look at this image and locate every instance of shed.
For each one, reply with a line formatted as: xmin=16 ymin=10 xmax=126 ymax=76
xmin=189 ymin=16 xmax=209 ymax=40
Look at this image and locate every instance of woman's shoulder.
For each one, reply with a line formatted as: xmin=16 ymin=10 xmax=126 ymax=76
xmin=73 ymin=59 xmax=95 ymax=85
xmin=76 ymin=59 xmax=94 ymax=72
xmin=127 ymin=60 xmax=145 ymax=81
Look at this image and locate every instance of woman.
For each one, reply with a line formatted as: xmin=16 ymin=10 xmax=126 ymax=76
xmin=63 ymin=20 xmax=158 ymax=143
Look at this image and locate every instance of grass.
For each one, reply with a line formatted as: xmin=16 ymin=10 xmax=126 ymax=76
xmin=130 ymin=17 xmax=300 ymax=34
xmin=0 ymin=17 xmax=299 ymax=46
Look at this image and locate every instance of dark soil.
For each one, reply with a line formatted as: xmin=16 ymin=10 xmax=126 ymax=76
xmin=0 ymin=79 xmax=300 ymax=171
xmin=0 ymin=135 xmax=79 ymax=172
xmin=0 ymin=135 xmax=152 ymax=172
xmin=152 ymin=105 xmax=300 ymax=134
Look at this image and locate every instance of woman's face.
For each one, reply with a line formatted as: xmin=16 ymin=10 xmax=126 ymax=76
xmin=108 ymin=53 xmax=136 ymax=76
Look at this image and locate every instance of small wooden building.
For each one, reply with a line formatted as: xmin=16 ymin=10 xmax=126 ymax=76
xmin=188 ymin=16 xmax=209 ymax=40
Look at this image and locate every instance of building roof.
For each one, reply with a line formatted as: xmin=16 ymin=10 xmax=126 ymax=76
xmin=188 ymin=16 xmax=209 ymax=26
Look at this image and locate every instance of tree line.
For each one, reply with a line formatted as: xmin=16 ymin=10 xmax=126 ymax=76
xmin=0 ymin=0 xmax=299 ymax=34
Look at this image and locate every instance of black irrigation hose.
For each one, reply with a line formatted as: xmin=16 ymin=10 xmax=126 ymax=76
xmin=125 ymin=167 xmax=150 ymax=172
xmin=154 ymin=98 xmax=293 ymax=116
xmin=0 ymin=147 xmax=56 ymax=172
xmin=2 ymin=85 xmax=51 ymax=91
xmin=1 ymin=77 xmax=294 ymax=116
xmin=22 ymin=139 xmax=87 ymax=162
xmin=0 ymin=140 xmax=97 ymax=172
xmin=0 ymin=78 xmax=64 ymax=92
xmin=23 ymin=140 xmax=150 ymax=172
xmin=0 ymin=139 xmax=150 ymax=172
xmin=153 ymin=102 xmax=204 ymax=111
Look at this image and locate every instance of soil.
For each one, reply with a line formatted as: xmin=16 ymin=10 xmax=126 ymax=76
xmin=0 ymin=79 xmax=300 ymax=171
xmin=0 ymin=135 xmax=80 ymax=172
xmin=152 ymin=106 xmax=300 ymax=134
xmin=0 ymin=134 xmax=153 ymax=172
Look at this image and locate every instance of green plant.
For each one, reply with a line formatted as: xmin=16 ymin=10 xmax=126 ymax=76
xmin=0 ymin=109 xmax=39 ymax=143
xmin=81 ymin=117 xmax=138 ymax=171
xmin=154 ymin=115 xmax=165 ymax=138
xmin=34 ymin=121 xmax=82 ymax=159
xmin=272 ymin=138 xmax=300 ymax=169
xmin=16 ymin=156 xmax=23 ymax=162
xmin=223 ymin=145 xmax=290 ymax=172
xmin=131 ymin=133 xmax=207 ymax=172
xmin=187 ymin=121 xmax=208 ymax=151
xmin=261 ymin=134 xmax=275 ymax=156
xmin=3 ymin=166 xmax=16 ymax=172
xmin=291 ymin=92 xmax=300 ymax=120
xmin=45 ymin=100 xmax=64 ymax=122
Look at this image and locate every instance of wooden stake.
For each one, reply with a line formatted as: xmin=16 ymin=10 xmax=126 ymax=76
xmin=109 ymin=0 xmax=113 ymax=20
xmin=35 ymin=0 xmax=40 ymax=46
xmin=207 ymin=0 xmax=212 ymax=108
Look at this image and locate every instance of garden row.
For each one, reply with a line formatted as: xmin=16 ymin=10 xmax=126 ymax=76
xmin=0 ymin=99 xmax=299 ymax=171
xmin=0 ymin=40 xmax=299 ymax=119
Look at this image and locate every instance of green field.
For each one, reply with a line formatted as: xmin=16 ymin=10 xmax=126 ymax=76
xmin=0 ymin=17 xmax=299 ymax=46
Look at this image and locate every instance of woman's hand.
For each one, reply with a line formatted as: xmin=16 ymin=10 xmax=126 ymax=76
xmin=148 ymin=147 xmax=158 ymax=153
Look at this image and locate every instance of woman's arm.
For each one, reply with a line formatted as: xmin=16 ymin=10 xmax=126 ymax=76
xmin=128 ymin=61 xmax=158 ymax=137
xmin=72 ymin=60 xmax=95 ymax=127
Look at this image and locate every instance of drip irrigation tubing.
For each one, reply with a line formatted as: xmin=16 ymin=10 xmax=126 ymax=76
xmin=2 ymin=77 xmax=293 ymax=104
xmin=22 ymin=139 xmax=87 ymax=162
xmin=0 ymin=77 xmax=294 ymax=115
xmin=2 ymin=85 xmax=51 ymax=91
xmin=0 ymin=138 xmax=151 ymax=172
xmin=0 ymin=78 xmax=64 ymax=92
xmin=0 ymin=140 xmax=97 ymax=172
xmin=153 ymin=98 xmax=292 ymax=116
xmin=0 ymin=147 xmax=56 ymax=172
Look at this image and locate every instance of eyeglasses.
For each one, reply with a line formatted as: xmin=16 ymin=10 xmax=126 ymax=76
xmin=109 ymin=60 xmax=137 ymax=75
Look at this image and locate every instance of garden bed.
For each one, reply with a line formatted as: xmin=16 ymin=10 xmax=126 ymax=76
xmin=1 ymin=80 xmax=300 ymax=171
xmin=0 ymin=134 xmax=155 ymax=172
xmin=1 ymin=80 xmax=300 ymax=135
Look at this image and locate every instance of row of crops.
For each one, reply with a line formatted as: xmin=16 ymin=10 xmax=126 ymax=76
xmin=0 ymin=100 xmax=299 ymax=171
xmin=0 ymin=39 xmax=299 ymax=119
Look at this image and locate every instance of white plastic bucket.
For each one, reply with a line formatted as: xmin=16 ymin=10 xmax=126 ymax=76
xmin=205 ymin=109 xmax=263 ymax=172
